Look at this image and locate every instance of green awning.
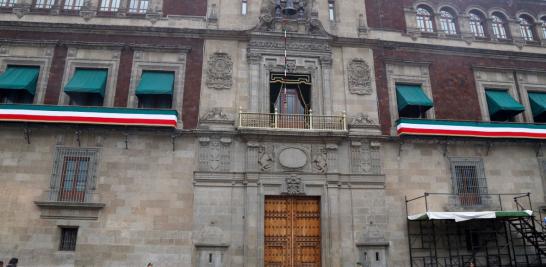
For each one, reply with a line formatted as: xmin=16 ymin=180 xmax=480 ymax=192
xmin=485 ymin=89 xmax=524 ymax=117
xmin=396 ymin=84 xmax=433 ymax=112
xmin=64 ymin=69 xmax=108 ymax=97
xmin=135 ymin=71 xmax=174 ymax=96
xmin=0 ymin=66 xmax=40 ymax=95
xmin=528 ymin=92 xmax=546 ymax=118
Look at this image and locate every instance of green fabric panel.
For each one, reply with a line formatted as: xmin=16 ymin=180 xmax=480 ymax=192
xmin=64 ymin=69 xmax=108 ymax=96
xmin=0 ymin=66 xmax=40 ymax=95
xmin=135 ymin=71 xmax=174 ymax=95
xmin=495 ymin=211 xmax=531 ymax=218
xmin=397 ymin=118 xmax=546 ymax=130
xmin=395 ymin=84 xmax=433 ymax=112
xmin=528 ymin=92 xmax=546 ymax=118
xmin=0 ymin=104 xmax=178 ymax=116
xmin=485 ymin=89 xmax=524 ymax=116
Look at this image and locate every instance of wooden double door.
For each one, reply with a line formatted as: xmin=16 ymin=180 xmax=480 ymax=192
xmin=264 ymin=196 xmax=321 ymax=267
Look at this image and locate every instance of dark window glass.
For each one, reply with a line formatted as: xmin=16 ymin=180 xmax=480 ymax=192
xmin=59 ymin=227 xmax=78 ymax=251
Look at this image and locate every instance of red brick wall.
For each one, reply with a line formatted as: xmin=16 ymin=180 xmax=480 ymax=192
xmin=365 ymin=0 xmax=546 ymax=31
xmin=114 ymin=47 xmax=133 ymax=107
xmin=0 ymin=30 xmax=204 ymax=129
xmin=163 ymin=0 xmax=207 ymax=16
xmin=43 ymin=45 xmax=67 ymax=105
xmin=374 ymin=47 xmax=546 ymax=134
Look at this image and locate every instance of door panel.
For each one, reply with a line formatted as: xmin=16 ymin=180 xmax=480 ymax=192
xmin=265 ymin=196 xmax=321 ymax=267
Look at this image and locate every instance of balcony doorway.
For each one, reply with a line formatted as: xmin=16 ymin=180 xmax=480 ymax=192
xmin=270 ymin=73 xmax=311 ymax=129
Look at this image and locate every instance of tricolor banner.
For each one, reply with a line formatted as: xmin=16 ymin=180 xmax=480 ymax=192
xmin=397 ymin=119 xmax=546 ymax=139
xmin=0 ymin=104 xmax=178 ymax=128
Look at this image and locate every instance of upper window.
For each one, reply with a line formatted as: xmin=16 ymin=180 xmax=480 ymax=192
xmin=135 ymin=71 xmax=175 ymax=109
xmin=484 ymin=89 xmax=524 ymax=121
xmin=519 ymin=15 xmax=535 ymax=41
xmin=0 ymin=65 xmax=40 ymax=104
xmin=439 ymin=8 xmax=457 ymax=35
xmin=34 ymin=0 xmax=54 ymax=8
xmin=528 ymin=91 xmax=546 ymax=123
xmin=128 ymin=0 xmax=148 ymax=14
xmin=63 ymin=0 xmax=84 ymax=10
xmin=64 ymin=68 xmax=108 ymax=107
xmin=449 ymin=157 xmax=487 ymax=207
xmin=241 ymin=0 xmax=247 ymax=15
xmin=395 ymin=84 xmax=433 ymax=118
xmin=328 ymin=1 xmax=335 ymax=21
xmin=469 ymin=10 xmax=486 ymax=38
xmin=50 ymin=147 xmax=99 ymax=203
xmin=491 ymin=13 xmax=508 ymax=39
xmin=541 ymin=17 xmax=546 ymax=39
xmin=0 ymin=0 xmax=16 ymax=7
xmin=99 ymin=0 xmax=120 ymax=12
xmin=416 ymin=6 xmax=434 ymax=32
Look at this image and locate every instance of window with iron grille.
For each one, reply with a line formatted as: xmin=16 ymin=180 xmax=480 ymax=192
xmin=59 ymin=227 xmax=78 ymax=251
xmin=0 ymin=0 xmax=16 ymax=7
xmin=63 ymin=0 xmax=84 ymax=10
xmin=99 ymin=0 xmax=120 ymax=12
xmin=128 ymin=0 xmax=148 ymax=14
xmin=449 ymin=157 xmax=487 ymax=207
xmin=34 ymin=0 xmax=54 ymax=8
xmin=50 ymin=147 xmax=99 ymax=203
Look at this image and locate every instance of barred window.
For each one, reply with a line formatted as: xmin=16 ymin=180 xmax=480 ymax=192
xmin=439 ymin=8 xmax=457 ymax=35
xmin=59 ymin=227 xmax=78 ymax=251
xmin=416 ymin=5 xmax=434 ymax=33
xmin=34 ymin=0 xmax=54 ymax=8
xmin=491 ymin=13 xmax=508 ymax=39
xmin=449 ymin=157 xmax=487 ymax=207
xmin=50 ymin=147 xmax=99 ymax=203
xmin=0 ymin=0 xmax=16 ymax=7
xmin=469 ymin=11 xmax=486 ymax=38
xmin=519 ymin=15 xmax=535 ymax=41
xmin=100 ymin=0 xmax=120 ymax=12
xmin=128 ymin=0 xmax=148 ymax=14
xmin=63 ymin=0 xmax=84 ymax=10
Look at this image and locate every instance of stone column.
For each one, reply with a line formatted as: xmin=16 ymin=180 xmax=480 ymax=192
xmin=320 ymin=55 xmax=333 ymax=115
xmin=247 ymin=52 xmax=261 ymax=112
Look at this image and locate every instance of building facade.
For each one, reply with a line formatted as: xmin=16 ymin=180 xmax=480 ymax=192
xmin=0 ymin=0 xmax=546 ymax=266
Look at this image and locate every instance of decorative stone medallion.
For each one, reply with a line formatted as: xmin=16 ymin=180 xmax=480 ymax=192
xmin=206 ymin=52 xmax=233 ymax=90
xmin=279 ymin=147 xmax=307 ymax=169
xmin=347 ymin=58 xmax=372 ymax=95
xmin=285 ymin=175 xmax=305 ymax=195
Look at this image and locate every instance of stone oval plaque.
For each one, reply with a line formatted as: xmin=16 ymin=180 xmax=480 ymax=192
xmin=279 ymin=148 xmax=307 ymax=169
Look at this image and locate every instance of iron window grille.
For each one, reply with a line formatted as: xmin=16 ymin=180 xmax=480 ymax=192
xmin=491 ymin=14 xmax=508 ymax=39
xmin=59 ymin=227 xmax=78 ymax=251
xmin=34 ymin=0 xmax=54 ymax=8
xmin=416 ymin=6 xmax=434 ymax=33
xmin=0 ymin=0 xmax=15 ymax=7
xmin=62 ymin=0 xmax=84 ymax=10
xmin=449 ymin=157 xmax=488 ymax=207
xmin=99 ymin=0 xmax=120 ymax=12
xmin=49 ymin=147 xmax=99 ymax=203
xmin=519 ymin=16 xmax=535 ymax=41
xmin=469 ymin=12 xmax=486 ymax=38
xmin=128 ymin=0 xmax=148 ymax=14
xmin=439 ymin=9 xmax=457 ymax=35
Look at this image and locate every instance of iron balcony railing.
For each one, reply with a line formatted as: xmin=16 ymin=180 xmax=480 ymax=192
xmin=238 ymin=108 xmax=347 ymax=131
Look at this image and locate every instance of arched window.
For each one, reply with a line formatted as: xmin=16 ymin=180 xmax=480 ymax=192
xmin=439 ymin=8 xmax=457 ymax=35
xmin=541 ymin=17 xmax=546 ymax=39
xmin=416 ymin=6 xmax=434 ymax=32
xmin=519 ymin=15 xmax=535 ymax=41
xmin=491 ymin=13 xmax=508 ymax=39
xmin=469 ymin=11 xmax=486 ymax=37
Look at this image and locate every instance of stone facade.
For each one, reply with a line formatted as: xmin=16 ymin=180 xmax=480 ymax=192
xmin=0 ymin=0 xmax=546 ymax=266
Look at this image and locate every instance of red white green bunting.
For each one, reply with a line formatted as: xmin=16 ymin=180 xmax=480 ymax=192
xmin=0 ymin=104 xmax=178 ymax=128
xmin=397 ymin=119 xmax=546 ymax=139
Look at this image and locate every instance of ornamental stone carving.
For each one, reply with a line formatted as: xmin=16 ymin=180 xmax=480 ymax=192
xmin=198 ymin=137 xmax=232 ymax=172
xmin=258 ymin=145 xmax=275 ymax=172
xmin=285 ymin=175 xmax=304 ymax=195
xmin=311 ymin=147 xmax=327 ymax=173
xmin=349 ymin=113 xmax=377 ymax=128
xmin=206 ymin=52 xmax=233 ymax=90
xmin=347 ymin=59 xmax=372 ymax=95
xmin=201 ymin=108 xmax=233 ymax=122
xmin=279 ymin=147 xmax=307 ymax=169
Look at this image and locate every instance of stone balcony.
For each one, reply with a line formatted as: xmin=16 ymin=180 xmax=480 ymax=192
xmin=238 ymin=110 xmax=347 ymax=131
